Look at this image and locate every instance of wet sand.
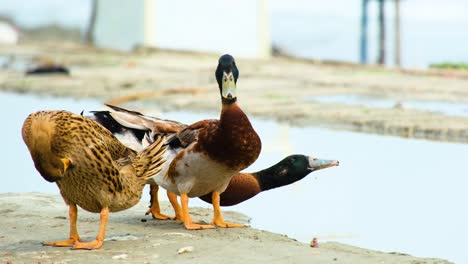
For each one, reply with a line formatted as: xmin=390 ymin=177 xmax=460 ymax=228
xmin=0 ymin=193 xmax=451 ymax=263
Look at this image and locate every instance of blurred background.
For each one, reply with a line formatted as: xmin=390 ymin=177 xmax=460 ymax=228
xmin=1 ymin=1 xmax=468 ymax=263
xmin=1 ymin=0 xmax=468 ymax=68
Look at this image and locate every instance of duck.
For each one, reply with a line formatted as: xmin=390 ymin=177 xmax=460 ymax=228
xmin=22 ymin=110 xmax=167 ymax=250
xmin=89 ymin=107 xmax=339 ymax=211
xmin=90 ymin=54 xmax=261 ymax=230
xmin=198 ymin=155 xmax=339 ymax=206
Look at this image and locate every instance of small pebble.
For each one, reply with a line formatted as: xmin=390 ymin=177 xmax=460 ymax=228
xmin=310 ymin=238 xmax=319 ymax=248
xmin=177 ymin=246 xmax=194 ymax=254
xmin=112 ymin=254 xmax=128 ymax=260
xmin=163 ymin=232 xmax=194 ymax=238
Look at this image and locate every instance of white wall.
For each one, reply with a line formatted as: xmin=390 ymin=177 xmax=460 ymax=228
xmin=93 ymin=0 xmax=271 ymax=58
xmin=94 ymin=0 xmax=145 ymax=51
xmin=153 ymin=0 xmax=270 ymax=58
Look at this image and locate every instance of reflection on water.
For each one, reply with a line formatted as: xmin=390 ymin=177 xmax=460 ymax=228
xmin=0 ymin=55 xmax=31 ymax=72
xmin=1 ymin=92 xmax=466 ymax=263
xmin=308 ymin=94 xmax=468 ymax=117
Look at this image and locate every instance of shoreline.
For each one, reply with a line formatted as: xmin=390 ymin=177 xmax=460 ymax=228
xmin=1 ymin=42 xmax=468 ymax=143
xmin=0 ymin=193 xmax=452 ymax=263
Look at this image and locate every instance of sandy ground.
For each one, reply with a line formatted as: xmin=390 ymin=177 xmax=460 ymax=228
xmin=1 ymin=42 xmax=468 ymax=143
xmin=0 ymin=193 xmax=451 ymax=264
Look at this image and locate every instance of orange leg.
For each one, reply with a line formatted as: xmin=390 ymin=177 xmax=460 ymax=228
xmin=211 ymin=191 xmax=245 ymax=228
xmin=146 ymin=184 xmax=172 ymax=220
xmin=181 ymin=193 xmax=215 ymax=230
xmin=43 ymin=204 xmax=81 ymax=247
xmin=167 ymin=191 xmax=183 ymax=221
xmin=72 ymin=207 xmax=109 ymax=250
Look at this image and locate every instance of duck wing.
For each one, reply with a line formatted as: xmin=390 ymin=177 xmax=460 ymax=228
xmin=165 ymin=119 xmax=217 ymax=150
xmin=87 ymin=104 xmax=187 ymax=151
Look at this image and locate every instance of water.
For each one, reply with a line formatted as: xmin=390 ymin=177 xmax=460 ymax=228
xmin=308 ymin=94 xmax=468 ymax=117
xmin=1 ymin=92 xmax=466 ymax=263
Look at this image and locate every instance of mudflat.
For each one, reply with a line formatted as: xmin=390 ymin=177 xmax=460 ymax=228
xmin=1 ymin=42 xmax=468 ymax=143
xmin=0 ymin=193 xmax=450 ymax=263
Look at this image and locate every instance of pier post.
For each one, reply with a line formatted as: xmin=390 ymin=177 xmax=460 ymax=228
xmin=359 ymin=0 xmax=369 ymax=64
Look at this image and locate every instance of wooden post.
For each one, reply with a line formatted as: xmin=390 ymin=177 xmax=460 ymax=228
xmin=377 ymin=0 xmax=386 ymax=65
xmin=394 ymin=0 xmax=401 ymax=67
xmin=257 ymin=0 xmax=271 ymax=59
xmin=85 ymin=0 xmax=98 ymax=44
xmin=144 ymin=0 xmax=156 ymax=47
xmin=360 ymin=0 xmax=369 ymax=64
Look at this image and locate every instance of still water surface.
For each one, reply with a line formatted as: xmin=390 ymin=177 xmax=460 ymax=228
xmin=1 ymin=92 xmax=466 ymax=263
xmin=308 ymin=94 xmax=468 ymax=117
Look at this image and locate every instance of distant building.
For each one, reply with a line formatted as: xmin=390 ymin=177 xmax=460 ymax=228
xmin=93 ymin=0 xmax=271 ymax=58
xmin=0 ymin=21 xmax=18 ymax=45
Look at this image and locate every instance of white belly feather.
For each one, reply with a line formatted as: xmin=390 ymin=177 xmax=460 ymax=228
xmin=151 ymin=146 xmax=235 ymax=197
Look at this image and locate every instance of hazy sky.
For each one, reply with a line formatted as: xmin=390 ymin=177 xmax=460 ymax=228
xmin=1 ymin=0 xmax=466 ymax=67
xmin=1 ymin=0 xmax=467 ymax=28
xmin=270 ymin=0 xmax=468 ymax=22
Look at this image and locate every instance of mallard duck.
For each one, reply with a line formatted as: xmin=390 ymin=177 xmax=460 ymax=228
xmin=89 ymin=108 xmax=339 ymax=207
xmin=91 ymin=54 xmax=261 ymax=229
xmin=198 ymin=155 xmax=339 ymax=206
xmin=22 ymin=110 xmax=167 ymax=250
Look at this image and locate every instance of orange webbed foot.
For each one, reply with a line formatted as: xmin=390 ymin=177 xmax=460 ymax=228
xmin=145 ymin=208 xmax=174 ymax=220
xmin=211 ymin=220 xmax=245 ymax=228
xmin=43 ymin=236 xmax=81 ymax=247
xmin=70 ymin=207 xmax=108 ymax=250
xmin=147 ymin=184 xmax=180 ymax=220
xmin=180 ymin=193 xmax=215 ymax=230
xmin=210 ymin=191 xmax=245 ymax=228
xmin=184 ymin=223 xmax=216 ymax=230
xmin=72 ymin=239 xmax=103 ymax=250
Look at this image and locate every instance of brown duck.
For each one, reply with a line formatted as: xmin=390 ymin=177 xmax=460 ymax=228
xmin=92 ymin=54 xmax=261 ymax=230
xmin=22 ymin=110 xmax=166 ymax=250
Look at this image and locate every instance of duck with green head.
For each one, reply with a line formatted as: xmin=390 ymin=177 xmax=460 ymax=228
xmin=199 ymin=154 xmax=339 ymax=206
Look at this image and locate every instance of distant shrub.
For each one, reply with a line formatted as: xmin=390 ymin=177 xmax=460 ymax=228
xmin=430 ymin=62 xmax=468 ymax=71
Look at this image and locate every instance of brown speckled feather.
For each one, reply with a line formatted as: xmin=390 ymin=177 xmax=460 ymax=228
xmin=22 ymin=110 xmax=166 ymax=213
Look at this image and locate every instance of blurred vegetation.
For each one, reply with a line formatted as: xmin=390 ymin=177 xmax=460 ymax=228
xmin=0 ymin=14 xmax=82 ymax=43
xmin=20 ymin=24 xmax=82 ymax=42
xmin=430 ymin=62 xmax=468 ymax=71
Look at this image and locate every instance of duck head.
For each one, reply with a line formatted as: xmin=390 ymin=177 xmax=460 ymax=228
xmin=215 ymin=54 xmax=239 ymax=105
xmin=257 ymin=154 xmax=339 ymax=191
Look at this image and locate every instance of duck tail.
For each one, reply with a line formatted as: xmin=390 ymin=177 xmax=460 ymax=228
xmin=132 ymin=134 xmax=167 ymax=182
xmin=22 ymin=111 xmax=67 ymax=182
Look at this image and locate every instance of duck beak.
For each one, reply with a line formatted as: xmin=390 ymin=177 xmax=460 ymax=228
xmin=221 ymin=71 xmax=237 ymax=100
xmin=308 ymin=157 xmax=339 ymax=171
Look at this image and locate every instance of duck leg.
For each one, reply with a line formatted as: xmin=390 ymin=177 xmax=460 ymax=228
xmin=181 ymin=193 xmax=215 ymax=230
xmin=43 ymin=204 xmax=81 ymax=247
xmin=146 ymin=183 xmax=172 ymax=220
xmin=167 ymin=191 xmax=183 ymax=221
xmin=211 ymin=191 xmax=245 ymax=228
xmin=72 ymin=207 xmax=109 ymax=250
